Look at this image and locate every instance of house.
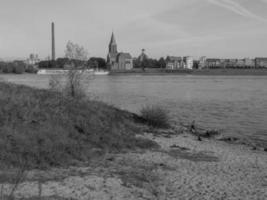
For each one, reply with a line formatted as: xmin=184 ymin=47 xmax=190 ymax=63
xmin=236 ymin=58 xmax=255 ymax=68
xmin=244 ymin=58 xmax=255 ymax=67
xmin=255 ymin=58 xmax=267 ymax=68
xmin=117 ymin=53 xmax=133 ymax=70
xmin=184 ymin=56 xmax=193 ymax=69
xmin=198 ymin=56 xmax=206 ymax=69
xmin=166 ymin=56 xmax=183 ymax=69
xmin=107 ymin=32 xmax=133 ymax=71
xmin=205 ymin=59 xmax=221 ymax=68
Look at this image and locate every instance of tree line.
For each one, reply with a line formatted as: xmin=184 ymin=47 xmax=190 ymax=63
xmin=39 ymin=57 xmax=167 ymax=69
xmin=0 ymin=61 xmax=37 ymax=74
xmin=38 ymin=57 xmax=107 ymax=69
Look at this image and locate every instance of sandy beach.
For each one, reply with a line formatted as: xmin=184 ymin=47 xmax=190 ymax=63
xmin=0 ymin=131 xmax=266 ymax=200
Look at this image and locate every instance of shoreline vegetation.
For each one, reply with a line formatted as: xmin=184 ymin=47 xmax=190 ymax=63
xmin=0 ymin=82 xmax=266 ymax=199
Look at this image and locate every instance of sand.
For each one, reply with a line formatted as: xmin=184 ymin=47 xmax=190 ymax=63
xmin=0 ymin=133 xmax=266 ymax=200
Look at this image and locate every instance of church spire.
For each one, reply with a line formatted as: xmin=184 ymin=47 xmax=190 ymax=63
xmin=110 ymin=32 xmax=116 ymax=45
xmin=109 ymin=32 xmax=117 ymax=54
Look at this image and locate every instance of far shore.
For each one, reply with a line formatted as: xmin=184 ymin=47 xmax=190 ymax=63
xmin=110 ymin=68 xmax=267 ymax=76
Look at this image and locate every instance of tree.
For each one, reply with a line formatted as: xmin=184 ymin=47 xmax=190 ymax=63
xmin=38 ymin=60 xmax=53 ymax=69
xmin=56 ymin=57 xmax=69 ymax=68
xmin=50 ymin=41 xmax=91 ymax=98
xmin=133 ymin=58 xmax=141 ymax=68
xmin=13 ymin=61 xmax=26 ymax=74
xmin=65 ymin=41 xmax=88 ymax=65
xmin=158 ymin=57 xmax=166 ymax=68
xmin=88 ymin=57 xmax=107 ymax=69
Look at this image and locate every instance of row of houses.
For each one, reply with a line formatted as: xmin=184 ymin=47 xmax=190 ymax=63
xmin=200 ymin=57 xmax=267 ymax=69
xmin=165 ymin=56 xmax=194 ymax=70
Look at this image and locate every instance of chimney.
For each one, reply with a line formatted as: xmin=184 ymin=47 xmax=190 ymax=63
xmin=51 ymin=22 xmax=55 ymax=61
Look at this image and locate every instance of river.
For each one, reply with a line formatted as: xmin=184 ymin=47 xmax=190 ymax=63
xmin=1 ymin=74 xmax=267 ymax=147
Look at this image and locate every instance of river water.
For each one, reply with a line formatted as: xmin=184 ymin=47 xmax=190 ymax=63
xmin=1 ymin=74 xmax=267 ymax=147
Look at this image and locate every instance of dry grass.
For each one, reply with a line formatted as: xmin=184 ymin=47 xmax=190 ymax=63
xmin=0 ymin=82 xmax=158 ymax=169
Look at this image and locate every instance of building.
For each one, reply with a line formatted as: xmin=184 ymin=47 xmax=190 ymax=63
xmin=117 ymin=53 xmax=133 ymax=70
xmin=200 ymin=57 xmax=263 ymax=69
xmin=26 ymin=54 xmax=40 ymax=65
xmin=205 ymin=59 xmax=221 ymax=68
xmin=107 ymin=32 xmax=133 ymax=70
xmin=235 ymin=58 xmax=254 ymax=68
xmin=198 ymin=56 xmax=207 ymax=69
xmin=51 ymin=22 xmax=56 ymax=61
xmin=166 ymin=56 xmax=183 ymax=69
xmin=255 ymin=58 xmax=267 ymax=68
xmin=166 ymin=56 xmax=193 ymax=69
xmin=244 ymin=58 xmax=255 ymax=67
xmin=184 ymin=56 xmax=193 ymax=69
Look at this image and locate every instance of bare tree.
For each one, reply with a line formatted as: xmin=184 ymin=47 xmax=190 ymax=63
xmin=65 ymin=41 xmax=88 ymax=62
xmin=50 ymin=41 xmax=93 ymax=98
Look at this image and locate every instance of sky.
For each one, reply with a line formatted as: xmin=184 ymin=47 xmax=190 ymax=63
xmin=0 ymin=0 xmax=267 ymax=60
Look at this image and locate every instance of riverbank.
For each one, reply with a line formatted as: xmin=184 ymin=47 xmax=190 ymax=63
xmin=0 ymin=82 xmax=266 ymax=199
xmin=0 ymin=82 xmax=158 ymax=169
xmin=0 ymin=130 xmax=266 ymax=200
xmin=110 ymin=68 xmax=267 ymax=76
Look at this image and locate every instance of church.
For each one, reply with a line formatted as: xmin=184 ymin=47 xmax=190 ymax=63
xmin=107 ymin=32 xmax=133 ymax=71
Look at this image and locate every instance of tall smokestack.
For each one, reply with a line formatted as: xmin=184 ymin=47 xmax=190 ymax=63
xmin=51 ymin=22 xmax=55 ymax=61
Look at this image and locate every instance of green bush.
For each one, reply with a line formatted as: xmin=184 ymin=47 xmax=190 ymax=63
xmin=140 ymin=105 xmax=170 ymax=128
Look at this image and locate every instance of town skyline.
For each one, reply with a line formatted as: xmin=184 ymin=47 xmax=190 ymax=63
xmin=1 ymin=0 xmax=267 ymax=60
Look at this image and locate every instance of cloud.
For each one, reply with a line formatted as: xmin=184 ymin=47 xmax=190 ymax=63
xmin=208 ymin=0 xmax=267 ymax=22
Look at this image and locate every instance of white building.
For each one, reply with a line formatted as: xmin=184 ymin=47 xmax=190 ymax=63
xmin=26 ymin=54 xmax=40 ymax=65
xmin=184 ymin=56 xmax=193 ymax=69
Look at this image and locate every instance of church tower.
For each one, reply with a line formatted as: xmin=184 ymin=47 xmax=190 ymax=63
xmin=109 ymin=32 xmax=117 ymax=54
xmin=107 ymin=31 xmax=133 ymax=71
xmin=107 ymin=32 xmax=118 ymax=69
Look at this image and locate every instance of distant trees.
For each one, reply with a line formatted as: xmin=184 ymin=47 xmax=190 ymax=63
xmin=38 ymin=60 xmax=53 ymax=68
xmin=158 ymin=57 xmax=166 ymax=68
xmin=56 ymin=57 xmax=69 ymax=68
xmin=133 ymin=57 xmax=166 ymax=69
xmin=88 ymin=57 xmax=107 ymax=69
xmin=0 ymin=61 xmax=27 ymax=74
xmin=38 ymin=42 xmax=107 ymax=70
xmin=38 ymin=57 xmax=108 ymax=69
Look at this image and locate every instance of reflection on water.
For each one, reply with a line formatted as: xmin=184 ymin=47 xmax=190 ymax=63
xmin=1 ymin=74 xmax=267 ymax=146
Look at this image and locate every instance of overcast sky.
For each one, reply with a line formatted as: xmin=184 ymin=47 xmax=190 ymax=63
xmin=0 ymin=0 xmax=267 ymax=60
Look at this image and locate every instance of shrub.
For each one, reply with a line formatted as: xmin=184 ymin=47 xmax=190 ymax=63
xmin=49 ymin=68 xmax=93 ymax=99
xmin=2 ymin=63 xmax=13 ymax=73
xmin=140 ymin=105 xmax=170 ymax=128
xmin=25 ymin=65 xmax=38 ymax=73
xmin=13 ymin=64 xmax=25 ymax=74
xmin=0 ymin=62 xmax=6 ymax=73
